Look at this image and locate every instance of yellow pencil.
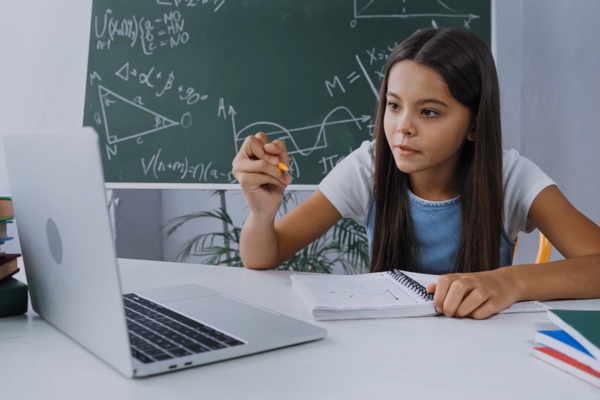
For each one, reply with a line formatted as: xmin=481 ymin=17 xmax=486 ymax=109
xmin=277 ymin=162 xmax=289 ymax=172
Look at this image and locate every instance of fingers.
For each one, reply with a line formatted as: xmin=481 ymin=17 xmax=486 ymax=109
xmin=432 ymin=275 xmax=452 ymax=314
xmin=434 ymin=274 xmax=483 ymax=317
xmin=234 ymin=158 xmax=290 ymax=189
xmin=235 ymin=133 xmax=290 ymax=167
xmin=232 ymin=133 xmax=292 ymax=189
xmin=264 ymin=139 xmax=290 ymax=169
xmin=253 ymin=132 xmax=290 ymax=169
xmin=254 ymin=131 xmax=268 ymax=144
xmin=432 ymin=272 xmax=510 ymax=319
xmin=237 ymin=133 xmax=270 ymax=162
xmin=442 ymin=277 xmax=476 ymax=317
xmin=426 ymin=283 xmax=436 ymax=294
xmin=453 ymin=289 xmax=489 ymax=318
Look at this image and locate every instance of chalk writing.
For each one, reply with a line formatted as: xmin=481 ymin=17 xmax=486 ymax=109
xmin=94 ymin=9 xmax=193 ymax=55
xmin=157 ymin=0 xmax=226 ymax=13
xmin=83 ymin=0 xmax=488 ymax=185
xmin=141 ymin=149 xmax=235 ymax=182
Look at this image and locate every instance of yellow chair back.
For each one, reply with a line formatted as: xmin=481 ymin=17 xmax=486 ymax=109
xmin=513 ymin=231 xmax=552 ymax=264
xmin=535 ymin=231 xmax=552 ymax=264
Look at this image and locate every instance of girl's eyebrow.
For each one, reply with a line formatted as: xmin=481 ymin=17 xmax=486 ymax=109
xmin=415 ymin=98 xmax=448 ymax=107
xmin=386 ymin=92 xmax=448 ymax=107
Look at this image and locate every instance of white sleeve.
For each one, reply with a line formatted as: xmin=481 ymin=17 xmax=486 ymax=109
xmin=318 ymin=140 xmax=374 ymax=225
xmin=502 ymin=149 xmax=556 ymax=240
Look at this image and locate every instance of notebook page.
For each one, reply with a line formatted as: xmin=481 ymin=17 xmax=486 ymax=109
xmin=293 ymin=272 xmax=431 ymax=310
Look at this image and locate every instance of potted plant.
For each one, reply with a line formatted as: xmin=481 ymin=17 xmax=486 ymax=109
xmin=163 ymin=191 xmax=369 ymax=274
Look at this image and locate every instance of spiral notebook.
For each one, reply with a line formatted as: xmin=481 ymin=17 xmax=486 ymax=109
xmin=291 ymin=270 xmax=549 ymax=321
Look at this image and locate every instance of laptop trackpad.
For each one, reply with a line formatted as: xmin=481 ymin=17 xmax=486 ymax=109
xmin=136 ymin=283 xmax=220 ymax=302
xmin=164 ymin=294 xmax=278 ymax=331
xmin=138 ymin=283 xmax=277 ymax=331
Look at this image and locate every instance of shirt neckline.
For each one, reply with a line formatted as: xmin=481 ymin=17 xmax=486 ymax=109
xmin=408 ymin=190 xmax=461 ymax=207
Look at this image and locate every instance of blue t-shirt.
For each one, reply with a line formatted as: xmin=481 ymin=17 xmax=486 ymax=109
xmin=365 ymin=191 xmax=514 ymax=274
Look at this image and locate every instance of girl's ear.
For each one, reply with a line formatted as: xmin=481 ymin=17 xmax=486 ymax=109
xmin=466 ymin=121 xmax=476 ymax=142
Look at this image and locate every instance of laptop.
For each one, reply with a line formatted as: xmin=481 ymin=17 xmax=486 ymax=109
xmin=2 ymin=128 xmax=326 ymax=378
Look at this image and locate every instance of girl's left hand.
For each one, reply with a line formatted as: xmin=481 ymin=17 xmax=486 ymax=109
xmin=426 ymin=269 xmax=521 ymax=319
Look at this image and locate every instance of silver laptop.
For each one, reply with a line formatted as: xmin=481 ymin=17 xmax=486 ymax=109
xmin=2 ymin=128 xmax=326 ymax=378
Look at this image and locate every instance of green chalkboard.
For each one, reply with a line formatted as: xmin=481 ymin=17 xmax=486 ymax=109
xmin=83 ymin=0 xmax=490 ymax=186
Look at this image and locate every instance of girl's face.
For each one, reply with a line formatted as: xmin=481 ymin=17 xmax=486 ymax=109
xmin=384 ymin=60 xmax=474 ymax=191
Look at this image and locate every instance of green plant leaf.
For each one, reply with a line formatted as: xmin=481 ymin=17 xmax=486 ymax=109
xmin=163 ymin=191 xmax=369 ymax=274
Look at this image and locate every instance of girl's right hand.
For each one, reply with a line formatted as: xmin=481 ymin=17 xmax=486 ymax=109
xmin=232 ymin=132 xmax=292 ymax=218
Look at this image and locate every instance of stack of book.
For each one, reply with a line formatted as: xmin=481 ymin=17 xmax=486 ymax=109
xmin=534 ymin=309 xmax=600 ymax=388
xmin=0 ymin=195 xmax=15 ymax=256
xmin=0 ymin=196 xmax=28 ymax=318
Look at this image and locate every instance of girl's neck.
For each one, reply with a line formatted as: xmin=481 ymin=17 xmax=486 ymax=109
xmin=409 ymin=172 xmax=460 ymax=201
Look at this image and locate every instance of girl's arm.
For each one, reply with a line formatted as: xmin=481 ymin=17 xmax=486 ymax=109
xmin=232 ymin=133 xmax=342 ymax=269
xmin=430 ymin=185 xmax=600 ymax=319
xmin=240 ymin=189 xmax=342 ymax=269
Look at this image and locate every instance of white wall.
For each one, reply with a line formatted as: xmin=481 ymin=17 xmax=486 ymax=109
xmin=1 ymin=0 xmax=599 ymax=268
xmin=0 ymin=1 xmax=165 ymax=258
xmin=495 ymin=0 xmax=600 ymax=264
xmin=0 ymin=1 xmax=92 ymax=183
xmin=520 ymin=0 xmax=600 ymax=221
xmin=0 ymin=0 xmax=93 ymax=253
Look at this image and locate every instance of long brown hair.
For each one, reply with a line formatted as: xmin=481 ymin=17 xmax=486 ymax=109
xmin=370 ymin=28 xmax=503 ymax=274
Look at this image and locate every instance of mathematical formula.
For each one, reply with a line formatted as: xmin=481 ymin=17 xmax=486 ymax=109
xmin=83 ymin=0 xmax=487 ymax=185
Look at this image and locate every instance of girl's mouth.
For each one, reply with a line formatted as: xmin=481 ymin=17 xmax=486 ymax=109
xmin=397 ymin=145 xmax=419 ymax=157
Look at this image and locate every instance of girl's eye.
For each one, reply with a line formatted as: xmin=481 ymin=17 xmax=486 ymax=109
xmin=422 ymin=109 xmax=439 ymax=117
xmin=387 ymin=102 xmax=400 ymax=111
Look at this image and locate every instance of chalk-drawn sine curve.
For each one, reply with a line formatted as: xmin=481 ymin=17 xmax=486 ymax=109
xmin=234 ymin=106 xmax=368 ymax=157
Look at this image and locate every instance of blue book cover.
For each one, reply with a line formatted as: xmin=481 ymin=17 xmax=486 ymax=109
xmin=536 ymin=329 xmax=599 ymax=370
xmin=0 ymin=220 xmax=13 ymax=240
xmin=538 ymin=330 xmax=592 ymax=355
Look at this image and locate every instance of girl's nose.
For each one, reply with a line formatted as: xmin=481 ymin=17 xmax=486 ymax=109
xmin=396 ymin=113 xmax=415 ymax=136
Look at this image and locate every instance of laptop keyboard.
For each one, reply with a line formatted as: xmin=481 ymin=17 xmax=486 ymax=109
xmin=123 ymin=293 xmax=245 ymax=364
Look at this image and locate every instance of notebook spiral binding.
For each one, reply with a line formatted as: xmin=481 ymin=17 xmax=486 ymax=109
xmin=389 ymin=270 xmax=434 ymax=301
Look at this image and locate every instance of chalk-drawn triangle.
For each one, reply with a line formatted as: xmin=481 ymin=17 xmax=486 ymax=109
xmin=115 ymin=62 xmax=130 ymax=81
xmin=98 ymin=85 xmax=179 ymax=145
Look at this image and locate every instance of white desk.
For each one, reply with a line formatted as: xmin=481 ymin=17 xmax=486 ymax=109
xmin=1 ymin=259 xmax=599 ymax=400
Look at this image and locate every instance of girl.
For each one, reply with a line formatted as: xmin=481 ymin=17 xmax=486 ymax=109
xmin=231 ymin=28 xmax=600 ymax=319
